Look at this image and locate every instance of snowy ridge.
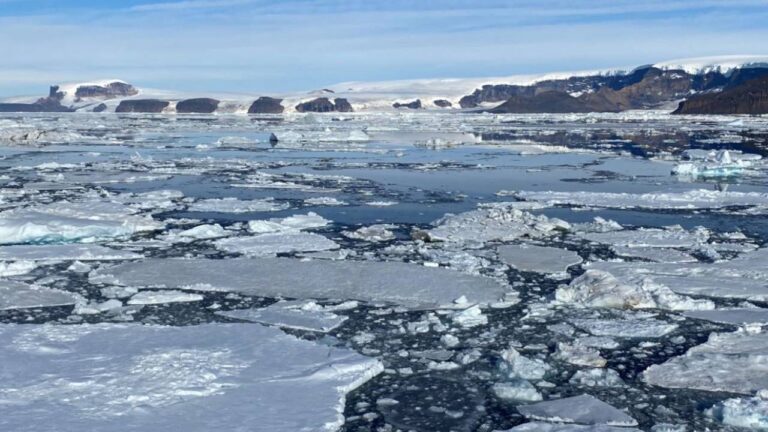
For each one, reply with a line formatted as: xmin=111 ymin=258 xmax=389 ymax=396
xmin=652 ymin=55 xmax=768 ymax=75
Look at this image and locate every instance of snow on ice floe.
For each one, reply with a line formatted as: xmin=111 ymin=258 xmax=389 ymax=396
xmin=0 ymin=200 xmax=163 ymax=244
xmin=707 ymin=391 xmax=768 ymax=430
xmin=90 ymin=258 xmax=509 ymax=309
xmin=248 ymin=212 xmax=331 ymax=233
xmin=215 ymin=232 xmax=340 ymax=257
xmin=643 ymin=330 xmax=768 ymax=394
xmin=0 ymin=244 xmax=141 ymax=262
xmin=0 ymin=323 xmax=382 ymax=432
xmin=127 ymin=290 xmax=204 ymax=305
xmin=0 ymin=280 xmax=78 ymax=311
xmin=217 ymin=300 xmax=349 ymax=332
xmin=513 ymin=189 xmax=768 ymax=213
xmin=174 ymin=224 xmax=230 ymax=240
xmin=304 ymin=197 xmax=348 ymax=206
xmin=579 ymin=227 xmax=707 ymax=249
xmin=586 ymin=247 xmax=768 ymax=302
xmin=516 ymin=394 xmax=638 ymax=427
xmin=569 ymin=318 xmax=678 ymax=338
xmin=343 ymin=224 xmax=396 ymax=242
xmin=610 ymin=246 xmax=696 ymax=263
xmin=500 ymin=423 xmax=641 ymax=432
xmin=497 ymin=244 xmax=582 ymax=276
xmin=186 ymin=197 xmax=290 ymax=213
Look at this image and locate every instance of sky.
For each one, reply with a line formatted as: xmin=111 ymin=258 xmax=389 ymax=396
xmin=1 ymin=0 xmax=768 ymax=96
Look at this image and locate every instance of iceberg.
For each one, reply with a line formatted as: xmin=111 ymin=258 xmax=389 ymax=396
xmin=0 ymin=323 xmax=382 ymax=431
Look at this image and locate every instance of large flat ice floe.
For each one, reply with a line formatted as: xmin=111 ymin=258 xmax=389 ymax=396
xmin=0 ymin=280 xmax=79 ymax=311
xmin=214 ymin=232 xmax=340 ymax=257
xmin=0 ymin=244 xmax=142 ymax=262
xmin=0 ymin=323 xmax=382 ymax=432
xmin=186 ymin=197 xmax=290 ymax=213
xmin=516 ymin=394 xmax=637 ymax=427
xmin=90 ymin=258 xmax=509 ymax=309
xmin=643 ymin=330 xmax=768 ymax=394
xmin=0 ymin=201 xmax=163 ymax=244
xmin=513 ymin=189 xmax=768 ymax=213
xmin=497 ymin=244 xmax=582 ymax=276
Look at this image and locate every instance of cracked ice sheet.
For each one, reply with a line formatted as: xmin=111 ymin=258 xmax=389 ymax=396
xmin=497 ymin=244 xmax=582 ymax=275
xmin=0 ymin=244 xmax=142 ymax=262
xmin=0 ymin=280 xmax=79 ymax=311
xmin=514 ymin=189 xmax=768 ymax=212
xmin=0 ymin=323 xmax=382 ymax=432
xmin=214 ymin=232 xmax=340 ymax=257
xmin=90 ymin=258 xmax=509 ymax=309
xmin=643 ymin=330 xmax=768 ymax=394
xmin=0 ymin=200 xmax=162 ymax=245
xmin=587 ymin=248 xmax=768 ymax=301
xmin=217 ymin=301 xmax=348 ymax=332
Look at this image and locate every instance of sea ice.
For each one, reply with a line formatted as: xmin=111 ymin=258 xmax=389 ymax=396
xmin=0 ymin=323 xmax=382 ymax=431
xmin=343 ymin=224 xmax=396 ymax=242
xmin=644 ymin=330 xmax=768 ymax=394
xmin=516 ymin=394 xmax=637 ymax=426
xmin=579 ymin=227 xmax=707 ymax=249
xmin=187 ymin=197 xmax=289 ymax=213
xmin=0 ymin=280 xmax=79 ymax=311
xmin=214 ymin=232 xmax=340 ymax=257
xmin=176 ymin=224 xmax=230 ymax=240
xmin=707 ymin=391 xmax=768 ymax=430
xmin=492 ymin=379 xmax=543 ymax=402
xmin=683 ymin=308 xmax=768 ymax=325
xmin=500 ymin=423 xmax=641 ymax=431
xmin=127 ymin=290 xmax=204 ymax=305
xmin=0 ymin=244 xmax=142 ymax=261
xmin=90 ymin=258 xmax=509 ymax=309
xmin=216 ymin=300 xmax=348 ymax=332
xmin=497 ymin=244 xmax=582 ymax=275
xmin=570 ymin=318 xmax=678 ymax=338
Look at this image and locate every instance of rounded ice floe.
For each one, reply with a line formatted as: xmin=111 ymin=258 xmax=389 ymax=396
xmin=0 ymin=323 xmax=383 ymax=431
xmin=90 ymin=258 xmax=510 ymax=310
xmin=497 ymin=244 xmax=582 ymax=275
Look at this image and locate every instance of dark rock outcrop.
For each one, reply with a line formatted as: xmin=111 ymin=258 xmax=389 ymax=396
xmin=673 ymin=75 xmax=768 ymax=115
xmin=115 ymin=99 xmax=169 ymax=113
xmin=295 ymin=97 xmax=336 ymax=113
xmin=490 ymin=91 xmax=596 ymax=113
xmin=92 ymin=103 xmax=108 ymax=113
xmin=393 ymin=100 xmax=422 ymax=109
xmin=334 ymin=98 xmax=354 ymax=112
xmin=75 ymin=82 xmax=138 ymax=102
xmin=433 ymin=99 xmax=452 ymax=108
xmin=176 ymin=98 xmax=219 ymax=114
xmin=248 ymin=97 xmax=284 ymax=114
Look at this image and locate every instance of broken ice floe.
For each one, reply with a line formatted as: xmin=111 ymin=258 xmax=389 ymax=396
xmin=0 ymin=323 xmax=382 ymax=431
xmin=186 ymin=197 xmax=290 ymax=213
xmin=497 ymin=244 xmax=582 ymax=276
xmin=516 ymin=394 xmax=637 ymax=427
xmin=707 ymin=390 xmax=768 ymax=430
xmin=216 ymin=300 xmax=349 ymax=332
xmin=90 ymin=258 xmax=508 ymax=309
xmin=513 ymin=189 xmax=768 ymax=213
xmin=127 ymin=290 xmax=204 ymax=305
xmin=0 ymin=200 xmax=163 ymax=244
xmin=0 ymin=280 xmax=78 ymax=311
xmin=673 ymin=149 xmax=762 ymax=178
xmin=644 ymin=330 xmax=768 ymax=394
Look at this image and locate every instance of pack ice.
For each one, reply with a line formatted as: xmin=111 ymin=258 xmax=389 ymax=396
xmin=90 ymin=258 xmax=508 ymax=309
xmin=0 ymin=323 xmax=382 ymax=432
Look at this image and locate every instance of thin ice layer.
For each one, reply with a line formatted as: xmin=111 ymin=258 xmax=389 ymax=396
xmin=514 ymin=189 xmax=768 ymax=212
xmin=217 ymin=301 xmax=348 ymax=332
xmin=0 ymin=280 xmax=79 ymax=311
xmin=90 ymin=258 xmax=508 ymax=309
xmin=497 ymin=244 xmax=582 ymax=275
xmin=0 ymin=323 xmax=382 ymax=432
xmin=643 ymin=330 xmax=768 ymax=394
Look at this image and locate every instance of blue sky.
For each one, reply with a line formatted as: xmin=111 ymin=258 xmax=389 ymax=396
xmin=1 ymin=0 xmax=767 ymax=96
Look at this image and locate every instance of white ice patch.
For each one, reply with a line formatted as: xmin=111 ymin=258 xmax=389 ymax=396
xmin=492 ymin=379 xmax=542 ymax=402
xmin=127 ymin=290 xmax=204 ymax=305
xmin=0 ymin=200 xmax=162 ymax=244
xmin=0 ymin=323 xmax=382 ymax=431
xmin=707 ymin=391 xmax=768 ymax=430
xmin=0 ymin=244 xmax=141 ymax=262
xmin=516 ymin=394 xmax=637 ymax=427
xmin=214 ymin=232 xmax=340 ymax=257
xmin=187 ymin=197 xmax=289 ymax=213
xmin=684 ymin=308 xmax=768 ymax=325
xmin=176 ymin=224 xmax=230 ymax=240
xmin=570 ymin=318 xmax=678 ymax=338
xmin=644 ymin=330 xmax=768 ymax=394
xmin=610 ymin=246 xmax=696 ymax=263
xmin=497 ymin=244 xmax=582 ymax=275
xmin=0 ymin=280 xmax=78 ymax=311
xmin=501 ymin=422 xmax=641 ymax=431
xmin=580 ymin=227 xmax=707 ymax=249
xmin=248 ymin=212 xmax=331 ymax=233
xmin=304 ymin=197 xmax=348 ymax=206
xmin=217 ymin=300 xmax=348 ymax=332
xmin=514 ymin=189 xmax=768 ymax=213
xmin=343 ymin=224 xmax=396 ymax=242
xmin=90 ymin=258 xmax=509 ymax=309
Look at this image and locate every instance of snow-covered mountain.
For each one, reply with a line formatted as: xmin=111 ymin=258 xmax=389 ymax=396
xmin=2 ymin=55 xmax=768 ymax=115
